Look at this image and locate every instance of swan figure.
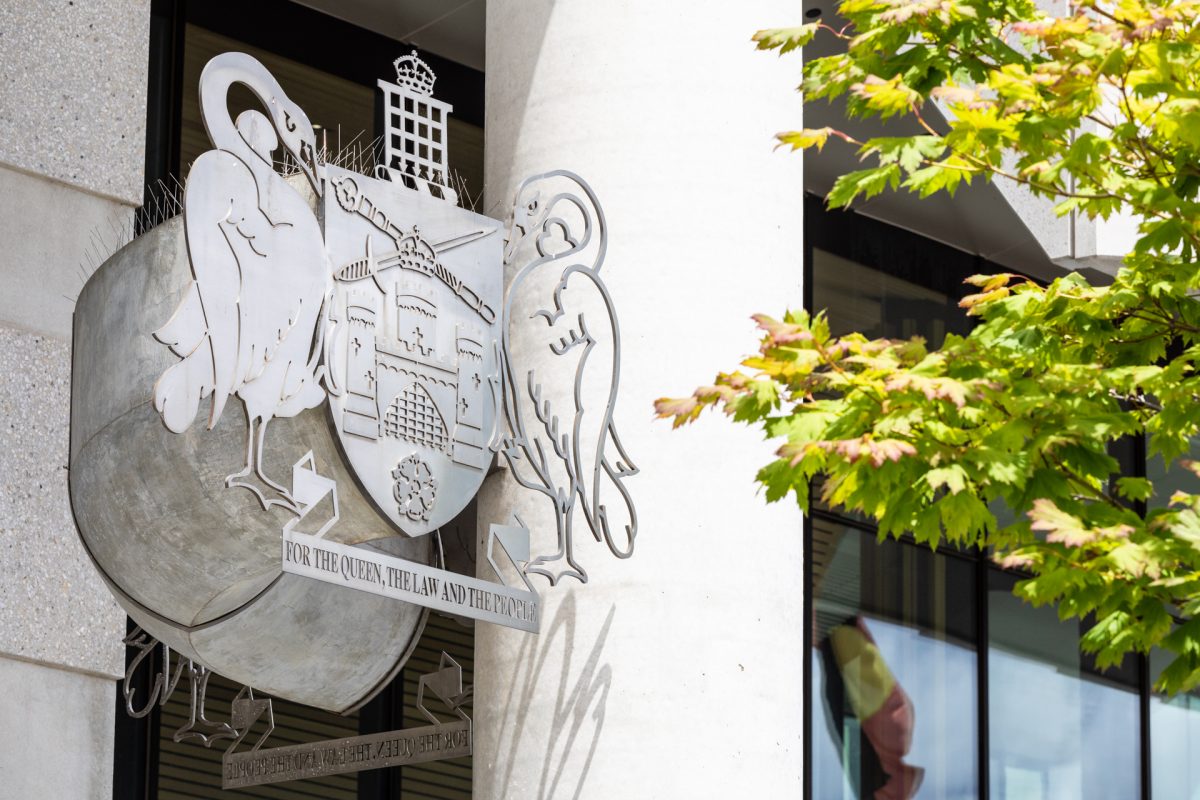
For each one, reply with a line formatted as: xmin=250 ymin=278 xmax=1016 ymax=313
xmin=497 ymin=171 xmax=638 ymax=585
xmin=153 ymin=52 xmax=330 ymax=511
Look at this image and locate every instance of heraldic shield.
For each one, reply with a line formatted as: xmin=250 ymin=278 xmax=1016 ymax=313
xmin=323 ymin=164 xmax=502 ymax=536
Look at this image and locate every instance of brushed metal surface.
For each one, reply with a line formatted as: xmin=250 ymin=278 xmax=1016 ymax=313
xmin=70 ymin=213 xmax=431 ymax=713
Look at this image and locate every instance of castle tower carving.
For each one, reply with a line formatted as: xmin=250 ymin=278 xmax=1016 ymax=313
xmin=343 ymin=289 xmax=381 ymax=439
xmin=452 ymin=329 xmax=488 ymax=470
xmin=340 ymin=271 xmax=490 ymax=472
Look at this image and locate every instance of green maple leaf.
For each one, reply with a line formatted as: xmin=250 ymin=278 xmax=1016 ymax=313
xmin=657 ymin=0 xmax=1200 ymax=687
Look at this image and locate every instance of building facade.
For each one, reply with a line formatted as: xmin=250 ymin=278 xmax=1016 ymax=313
xmin=0 ymin=1 xmax=1194 ymax=799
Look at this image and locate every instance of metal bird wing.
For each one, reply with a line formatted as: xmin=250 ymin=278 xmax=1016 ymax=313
xmin=155 ymin=146 xmax=328 ymax=434
xmin=496 ymin=171 xmax=639 ymax=585
xmin=154 ymin=56 xmax=330 ymax=446
xmin=191 ymin=151 xmax=261 ymax=428
xmin=217 ymin=171 xmax=328 ymax=423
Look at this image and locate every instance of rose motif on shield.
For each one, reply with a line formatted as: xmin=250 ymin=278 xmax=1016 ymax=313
xmin=393 ymin=454 xmax=437 ymax=521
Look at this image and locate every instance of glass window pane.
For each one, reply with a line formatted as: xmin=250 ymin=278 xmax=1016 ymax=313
xmin=811 ymin=519 xmax=979 ymax=799
xmin=812 ymin=249 xmax=971 ymax=348
xmin=1147 ymin=434 xmax=1200 ymax=509
xmin=988 ymin=570 xmax=1140 ymax=800
xmin=810 ymin=248 xmax=974 ymax=517
xmin=1151 ymin=648 xmax=1200 ymax=799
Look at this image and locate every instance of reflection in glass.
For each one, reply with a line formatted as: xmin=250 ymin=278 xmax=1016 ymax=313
xmin=988 ymin=570 xmax=1140 ymax=799
xmin=1146 ymin=437 xmax=1200 ymax=796
xmin=811 ymin=519 xmax=978 ymax=799
xmin=1151 ymin=649 xmax=1200 ymax=799
xmin=812 ymin=249 xmax=971 ymax=348
xmin=810 ymin=248 xmax=972 ymax=520
xmin=1147 ymin=434 xmax=1200 ymax=510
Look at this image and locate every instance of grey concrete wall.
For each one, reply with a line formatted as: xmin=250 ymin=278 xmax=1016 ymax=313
xmin=0 ymin=655 xmax=116 ymax=798
xmin=0 ymin=164 xmax=134 ymax=341
xmin=0 ymin=1 xmax=151 ymax=795
xmin=0 ymin=324 xmax=124 ymax=677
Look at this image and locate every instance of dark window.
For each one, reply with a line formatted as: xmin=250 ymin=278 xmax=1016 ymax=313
xmin=812 ymin=248 xmax=970 ymax=347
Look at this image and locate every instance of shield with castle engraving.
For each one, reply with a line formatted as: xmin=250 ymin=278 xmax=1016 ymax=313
xmin=323 ymin=163 xmax=502 ymax=536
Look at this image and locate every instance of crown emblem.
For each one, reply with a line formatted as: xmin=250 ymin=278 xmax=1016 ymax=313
xmin=393 ymin=50 xmax=436 ymax=96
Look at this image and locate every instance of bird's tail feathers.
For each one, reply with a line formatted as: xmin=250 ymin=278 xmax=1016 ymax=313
xmin=153 ymin=281 xmax=207 ymax=358
xmin=603 ymin=422 xmax=638 ymax=478
xmin=153 ymin=338 xmax=215 ymax=433
xmin=275 ymin=358 xmax=327 ymax=417
xmin=589 ymin=456 xmax=637 ymax=559
xmin=319 ymin=290 xmax=346 ymax=398
xmin=578 ymin=424 xmax=638 ymax=558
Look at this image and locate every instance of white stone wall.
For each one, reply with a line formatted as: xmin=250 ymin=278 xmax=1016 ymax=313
xmin=475 ymin=1 xmax=807 ymax=796
xmin=0 ymin=656 xmax=118 ymax=797
xmin=0 ymin=2 xmax=150 ymax=796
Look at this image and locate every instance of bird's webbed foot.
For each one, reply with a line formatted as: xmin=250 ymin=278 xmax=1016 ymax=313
xmin=525 ymin=549 xmax=588 ymax=586
xmin=261 ymin=484 xmax=303 ymax=516
xmin=222 ymin=415 xmax=303 ymax=514
xmin=223 ymin=472 xmax=302 ymax=515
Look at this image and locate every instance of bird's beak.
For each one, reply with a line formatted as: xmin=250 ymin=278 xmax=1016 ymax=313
xmin=299 ymin=141 xmax=323 ymax=198
xmin=503 ymin=222 xmax=525 ymax=264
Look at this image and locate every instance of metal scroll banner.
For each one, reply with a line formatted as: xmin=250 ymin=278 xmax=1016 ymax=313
xmin=283 ymin=529 xmax=540 ymax=632
xmin=223 ymin=651 xmax=473 ymax=789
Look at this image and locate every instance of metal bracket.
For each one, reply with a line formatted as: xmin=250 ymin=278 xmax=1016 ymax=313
xmin=280 ymin=450 xmax=340 ymax=539
xmin=487 ymin=514 xmax=537 ymax=594
xmin=225 ymin=685 xmax=275 ymax=756
xmin=417 ymin=652 xmax=473 ymax=723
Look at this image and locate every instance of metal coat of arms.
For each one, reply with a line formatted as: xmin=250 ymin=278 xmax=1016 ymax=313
xmin=152 ymin=52 xmax=503 ymax=535
xmin=68 ymin=49 xmax=638 ymax=788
